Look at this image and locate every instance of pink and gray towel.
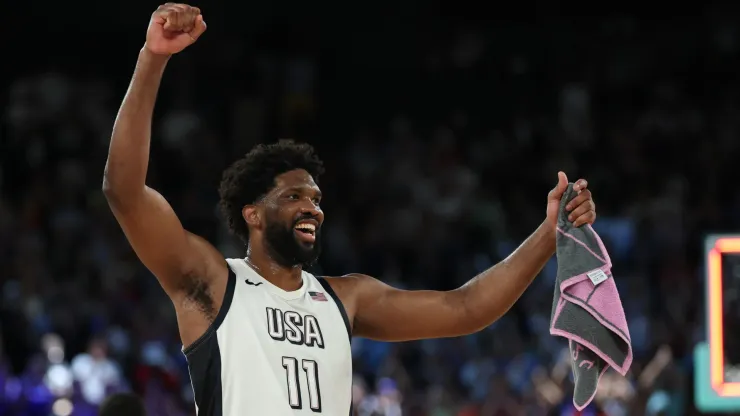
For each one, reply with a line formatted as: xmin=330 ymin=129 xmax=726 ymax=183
xmin=550 ymin=183 xmax=633 ymax=410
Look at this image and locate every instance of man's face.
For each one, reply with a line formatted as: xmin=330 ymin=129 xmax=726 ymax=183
xmin=260 ymin=169 xmax=324 ymax=268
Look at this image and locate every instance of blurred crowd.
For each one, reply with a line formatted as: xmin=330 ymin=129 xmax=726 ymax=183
xmin=3 ymin=6 xmax=740 ymax=416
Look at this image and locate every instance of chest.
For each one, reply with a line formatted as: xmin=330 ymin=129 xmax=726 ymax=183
xmin=221 ymin=284 xmax=351 ymax=365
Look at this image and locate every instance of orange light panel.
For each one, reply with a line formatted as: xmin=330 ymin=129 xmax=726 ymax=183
xmin=709 ymin=238 xmax=740 ymax=396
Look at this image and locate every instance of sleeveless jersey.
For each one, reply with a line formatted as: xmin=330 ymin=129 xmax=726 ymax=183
xmin=184 ymin=258 xmax=353 ymax=415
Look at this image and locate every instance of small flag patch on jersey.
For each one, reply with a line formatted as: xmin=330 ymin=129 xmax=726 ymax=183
xmin=309 ymin=291 xmax=328 ymax=302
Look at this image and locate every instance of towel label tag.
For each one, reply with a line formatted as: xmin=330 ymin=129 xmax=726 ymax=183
xmin=587 ymin=269 xmax=609 ymax=286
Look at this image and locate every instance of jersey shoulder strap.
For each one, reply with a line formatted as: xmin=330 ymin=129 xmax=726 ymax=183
xmin=312 ymin=274 xmax=352 ymax=343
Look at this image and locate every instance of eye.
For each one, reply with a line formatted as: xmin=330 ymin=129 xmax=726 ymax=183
xmin=287 ymin=194 xmax=299 ymax=200
xmin=312 ymin=198 xmax=321 ymax=205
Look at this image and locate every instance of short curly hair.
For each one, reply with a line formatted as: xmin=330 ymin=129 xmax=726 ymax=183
xmin=218 ymin=140 xmax=325 ymax=244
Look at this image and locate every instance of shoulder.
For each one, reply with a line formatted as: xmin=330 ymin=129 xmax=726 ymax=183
xmin=321 ymin=273 xmax=390 ymax=303
xmin=321 ymin=273 xmax=378 ymax=291
xmin=318 ymin=274 xmax=385 ymax=323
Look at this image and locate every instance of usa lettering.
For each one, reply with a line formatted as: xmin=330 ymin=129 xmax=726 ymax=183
xmin=266 ymin=307 xmax=325 ymax=348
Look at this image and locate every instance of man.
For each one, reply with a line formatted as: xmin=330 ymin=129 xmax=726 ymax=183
xmin=99 ymin=393 xmax=146 ymax=416
xmin=103 ymin=4 xmax=597 ymax=415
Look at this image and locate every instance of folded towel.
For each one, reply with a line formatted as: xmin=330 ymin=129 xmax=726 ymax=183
xmin=550 ymin=183 xmax=633 ymax=410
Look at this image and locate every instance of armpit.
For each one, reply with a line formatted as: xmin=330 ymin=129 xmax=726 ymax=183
xmin=180 ymin=274 xmax=217 ymax=322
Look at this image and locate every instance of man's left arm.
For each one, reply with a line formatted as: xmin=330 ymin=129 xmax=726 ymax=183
xmin=349 ymin=173 xmax=596 ymax=342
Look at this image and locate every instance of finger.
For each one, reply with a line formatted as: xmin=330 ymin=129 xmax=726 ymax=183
xmin=559 ymin=171 xmax=568 ymax=189
xmin=152 ymin=4 xmax=171 ymax=24
xmin=565 ymin=189 xmax=592 ymax=212
xmin=162 ymin=9 xmax=179 ymax=31
xmin=573 ymin=210 xmax=596 ymax=227
xmin=568 ymin=199 xmax=594 ymax=222
xmin=573 ymin=178 xmax=588 ymax=192
xmin=171 ymin=3 xmax=189 ymax=13
xmin=548 ymin=171 xmax=569 ymax=200
xmin=189 ymin=14 xmax=207 ymax=40
xmin=180 ymin=5 xmax=199 ymax=32
xmin=568 ymin=201 xmax=596 ymax=225
xmin=163 ymin=4 xmax=190 ymax=31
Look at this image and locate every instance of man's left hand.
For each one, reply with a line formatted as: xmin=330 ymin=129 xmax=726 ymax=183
xmin=546 ymin=171 xmax=596 ymax=228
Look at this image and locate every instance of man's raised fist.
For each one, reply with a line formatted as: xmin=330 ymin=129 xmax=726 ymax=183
xmin=145 ymin=3 xmax=206 ymax=55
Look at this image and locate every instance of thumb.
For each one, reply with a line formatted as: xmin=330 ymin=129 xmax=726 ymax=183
xmin=189 ymin=15 xmax=207 ymax=41
xmin=549 ymin=171 xmax=569 ymax=199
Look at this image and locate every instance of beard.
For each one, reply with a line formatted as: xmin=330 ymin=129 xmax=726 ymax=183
xmin=263 ymin=215 xmax=322 ymax=268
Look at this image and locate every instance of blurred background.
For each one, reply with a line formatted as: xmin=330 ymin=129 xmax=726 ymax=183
xmin=2 ymin=1 xmax=740 ymax=415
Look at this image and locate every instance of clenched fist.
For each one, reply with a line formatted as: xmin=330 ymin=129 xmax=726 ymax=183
xmin=145 ymin=3 xmax=207 ymax=55
xmin=546 ymin=172 xmax=596 ymax=228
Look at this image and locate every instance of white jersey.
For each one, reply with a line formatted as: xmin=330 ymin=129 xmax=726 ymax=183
xmin=184 ymin=258 xmax=353 ymax=415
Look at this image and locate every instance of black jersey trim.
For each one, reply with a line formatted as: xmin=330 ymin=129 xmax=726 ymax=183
xmin=183 ymin=264 xmax=237 ymax=356
xmin=316 ymin=277 xmax=352 ymax=343
xmin=186 ymin=336 xmax=224 ymax=416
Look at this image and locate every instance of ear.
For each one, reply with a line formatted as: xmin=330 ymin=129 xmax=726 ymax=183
xmin=242 ymin=205 xmax=260 ymax=228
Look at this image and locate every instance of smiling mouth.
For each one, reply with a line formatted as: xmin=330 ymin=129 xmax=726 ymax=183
xmin=294 ymin=222 xmax=316 ymax=244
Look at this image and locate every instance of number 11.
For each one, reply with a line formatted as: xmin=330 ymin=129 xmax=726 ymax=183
xmin=282 ymin=356 xmax=322 ymax=412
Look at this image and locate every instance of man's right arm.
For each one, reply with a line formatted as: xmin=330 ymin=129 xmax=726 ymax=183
xmin=103 ymin=46 xmax=225 ymax=298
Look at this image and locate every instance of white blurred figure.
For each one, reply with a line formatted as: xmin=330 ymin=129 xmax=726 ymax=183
xmin=357 ymin=377 xmax=402 ymax=416
xmin=51 ymin=398 xmax=74 ymax=416
xmin=71 ymin=338 xmax=121 ymax=405
xmin=352 ymin=376 xmax=368 ymax=412
xmin=376 ymin=378 xmax=402 ymax=416
xmin=41 ymin=333 xmax=74 ymax=398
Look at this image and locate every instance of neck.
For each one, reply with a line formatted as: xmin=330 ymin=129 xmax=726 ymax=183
xmin=245 ymin=248 xmax=304 ymax=292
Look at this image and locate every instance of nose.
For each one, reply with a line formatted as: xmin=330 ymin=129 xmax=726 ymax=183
xmin=300 ymin=205 xmax=321 ymax=219
xmin=299 ymin=199 xmax=322 ymax=217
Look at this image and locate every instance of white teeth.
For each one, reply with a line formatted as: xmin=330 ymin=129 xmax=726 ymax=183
xmin=295 ymin=223 xmax=316 ymax=232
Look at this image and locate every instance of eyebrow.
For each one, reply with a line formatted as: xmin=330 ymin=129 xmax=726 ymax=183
xmin=284 ymin=186 xmax=322 ymax=197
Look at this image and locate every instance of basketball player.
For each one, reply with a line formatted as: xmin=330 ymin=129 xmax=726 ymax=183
xmin=103 ymin=4 xmax=597 ymax=415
